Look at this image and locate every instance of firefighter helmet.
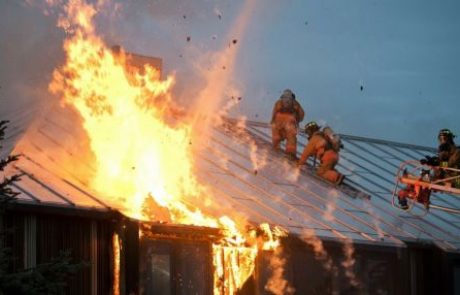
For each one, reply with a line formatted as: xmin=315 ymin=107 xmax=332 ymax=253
xmin=438 ymin=128 xmax=455 ymax=143
xmin=283 ymin=89 xmax=293 ymax=96
xmin=304 ymin=121 xmax=320 ymax=138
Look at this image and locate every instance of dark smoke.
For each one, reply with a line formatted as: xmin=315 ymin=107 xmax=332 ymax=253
xmin=0 ymin=0 xmax=64 ymax=155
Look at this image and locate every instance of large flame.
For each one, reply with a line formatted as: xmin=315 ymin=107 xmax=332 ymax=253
xmin=46 ymin=0 xmax=290 ymax=293
xmin=49 ymin=0 xmax=213 ymax=224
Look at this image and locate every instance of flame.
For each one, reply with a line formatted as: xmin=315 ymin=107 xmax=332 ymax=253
xmin=112 ymin=232 xmax=120 ymax=295
xmin=49 ymin=0 xmax=209 ymax=223
xmin=212 ymin=223 xmax=287 ymax=294
xmin=260 ymin=224 xmax=295 ymax=295
xmin=259 ymin=223 xmax=287 ymax=250
xmin=213 ymin=244 xmax=258 ymax=295
xmin=46 ymin=0 xmax=289 ymax=293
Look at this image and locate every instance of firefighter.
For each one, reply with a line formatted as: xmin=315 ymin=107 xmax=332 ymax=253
xmin=397 ymin=176 xmax=432 ymax=211
xmin=270 ymin=89 xmax=305 ymax=160
xmin=420 ymin=129 xmax=460 ymax=183
xmin=437 ymin=129 xmax=460 ymax=166
xmin=397 ymin=184 xmax=431 ymax=210
xmin=297 ymin=121 xmax=344 ymax=185
xmin=399 ymin=128 xmax=460 ymax=210
xmin=436 ymin=128 xmax=460 ymax=187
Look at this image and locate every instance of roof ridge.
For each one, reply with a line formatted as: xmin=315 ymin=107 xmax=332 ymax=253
xmin=224 ymin=117 xmax=436 ymax=152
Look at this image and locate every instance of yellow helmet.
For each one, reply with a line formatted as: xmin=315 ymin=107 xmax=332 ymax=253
xmin=304 ymin=121 xmax=320 ymax=137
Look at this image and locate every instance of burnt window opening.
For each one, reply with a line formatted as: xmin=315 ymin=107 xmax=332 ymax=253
xmin=140 ymin=239 xmax=212 ymax=295
xmin=140 ymin=241 xmax=172 ymax=295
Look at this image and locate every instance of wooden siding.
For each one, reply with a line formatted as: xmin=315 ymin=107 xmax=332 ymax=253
xmin=2 ymin=211 xmax=115 ymax=295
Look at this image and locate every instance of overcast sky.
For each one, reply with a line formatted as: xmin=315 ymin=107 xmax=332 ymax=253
xmin=1 ymin=0 xmax=459 ymax=147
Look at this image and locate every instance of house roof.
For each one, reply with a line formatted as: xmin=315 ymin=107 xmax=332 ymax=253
xmin=2 ymin=106 xmax=113 ymax=215
xmin=225 ymin=119 xmax=460 ymax=251
xmin=3 ymin=107 xmax=460 ymax=252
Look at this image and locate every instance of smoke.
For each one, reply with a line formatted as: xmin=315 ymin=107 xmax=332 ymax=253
xmin=301 ymin=229 xmax=336 ymax=274
xmin=283 ymin=160 xmax=301 ymax=182
xmin=188 ymin=0 xmax=256 ymax=136
xmin=302 ymin=230 xmax=361 ymax=288
xmin=93 ymin=0 xmax=255 ymax=120
xmin=302 ymin=188 xmax=361 ymax=288
xmin=264 ymin=245 xmax=295 ymax=295
xmin=1 ymin=0 xmax=261 ymax=153
xmin=320 ymin=191 xmax=361 ymax=288
xmin=133 ymin=0 xmax=226 ymax=21
xmin=0 ymin=0 xmax=64 ymax=152
xmin=217 ymin=85 xmax=244 ymax=119
xmin=230 ymin=116 xmax=269 ymax=173
xmin=363 ymin=198 xmax=385 ymax=239
xmin=341 ymin=237 xmax=361 ymax=288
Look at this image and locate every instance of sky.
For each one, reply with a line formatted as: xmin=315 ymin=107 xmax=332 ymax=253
xmin=1 ymin=0 xmax=459 ymax=147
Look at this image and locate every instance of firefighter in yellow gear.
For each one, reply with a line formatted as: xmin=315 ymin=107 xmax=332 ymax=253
xmin=270 ymin=89 xmax=305 ymax=159
xmin=297 ymin=121 xmax=344 ymax=184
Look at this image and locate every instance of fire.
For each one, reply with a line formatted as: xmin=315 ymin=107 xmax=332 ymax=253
xmin=213 ymin=223 xmax=288 ymax=294
xmin=46 ymin=0 xmax=289 ymax=293
xmin=49 ymin=0 xmax=207 ymax=223
xmin=112 ymin=233 xmax=120 ymax=295
xmin=213 ymin=244 xmax=258 ymax=294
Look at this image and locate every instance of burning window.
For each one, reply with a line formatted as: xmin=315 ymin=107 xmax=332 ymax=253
xmin=140 ymin=239 xmax=212 ymax=295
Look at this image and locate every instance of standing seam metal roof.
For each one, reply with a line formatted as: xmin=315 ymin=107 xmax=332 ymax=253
xmin=237 ymin=119 xmax=460 ymax=251
xmin=3 ymin=109 xmax=460 ymax=251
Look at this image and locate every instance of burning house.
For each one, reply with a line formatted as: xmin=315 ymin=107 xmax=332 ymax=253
xmin=3 ymin=101 xmax=460 ymax=294
xmin=1 ymin=1 xmax=460 ymax=294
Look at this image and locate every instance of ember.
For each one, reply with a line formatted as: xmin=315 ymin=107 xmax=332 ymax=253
xmin=46 ymin=0 xmax=288 ymax=293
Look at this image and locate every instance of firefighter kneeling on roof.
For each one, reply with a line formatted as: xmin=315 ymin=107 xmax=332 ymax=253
xmin=297 ymin=121 xmax=345 ymax=185
xmin=271 ymin=89 xmax=305 ymax=160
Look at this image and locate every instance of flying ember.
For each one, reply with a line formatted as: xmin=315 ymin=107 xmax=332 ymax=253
xmin=47 ymin=0 xmax=287 ymax=293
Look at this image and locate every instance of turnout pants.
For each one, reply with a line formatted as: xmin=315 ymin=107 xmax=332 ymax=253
xmin=317 ymin=150 xmax=342 ymax=183
xmin=271 ymin=112 xmax=298 ymax=156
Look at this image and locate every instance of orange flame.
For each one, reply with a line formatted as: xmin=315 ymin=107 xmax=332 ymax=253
xmin=112 ymin=232 xmax=120 ymax=295
xmin=46 ymin=0 xmax=288 ymax=293
xmin=260 ymin=224 xmax=295 ymax=295
xmin=49 ymin=0 xmax=210 ymax=224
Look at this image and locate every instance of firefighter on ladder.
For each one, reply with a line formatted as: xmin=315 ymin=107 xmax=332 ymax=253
xmin=437 ymin=129 xmax=460 ymax=185
xmin=418 ymin=128 xmax=460 ymax=187
xmin=297 ymin=121 xmax=345 ymax=185
xmin=270 ymin=89 xmax=305 ymax=160
xmin=398 ymin=128 xmax=460 ymax=210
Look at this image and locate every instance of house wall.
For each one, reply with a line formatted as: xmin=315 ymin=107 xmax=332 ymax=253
xmin=405 ymin=244 xmax=460 ymax=295
xmin=137 ymin=234 xmax=460 ymax=295
xmin=123 ymin=219 xmax=140 ymax=295
xmin=246 ymin=238 xmax=460 ymax=295
xmin=1 ymin=209 xmax=126 ymax=295
xmin=451 ymin=257 xmax=460 ymax=295
xmin=5 ymin=208 xmax=459 ymax=295
xmin=253 ymin=238 xmax=405 ymax=295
